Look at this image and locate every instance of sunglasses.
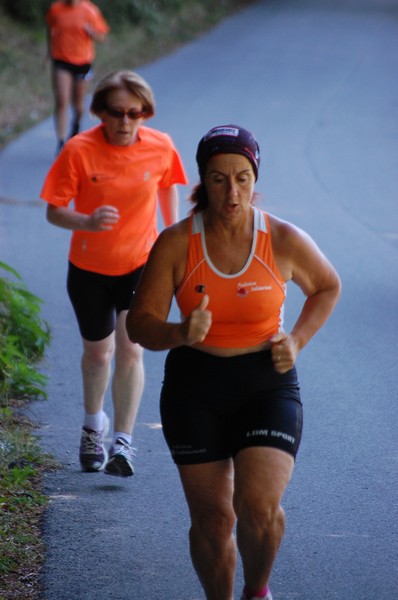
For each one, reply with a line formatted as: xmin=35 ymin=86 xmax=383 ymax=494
xmin=104 ymin=105 xmax=147 ymax=120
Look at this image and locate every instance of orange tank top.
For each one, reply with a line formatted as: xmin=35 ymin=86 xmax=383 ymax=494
xmin=176 ymin=208 xmax=286 ymax=348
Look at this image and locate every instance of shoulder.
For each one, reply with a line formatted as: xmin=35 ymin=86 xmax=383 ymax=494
xmin=64 ymin=125 xmax=103 ymax=150
xmin=267 ymin=213 xmax=308 ymax=250
xmin=139 ymin=126 xmax=175 ymax=148
xmin=149 ymin=218 xmax=190 ymax=265
xmin=54 ymin=126 xmax=103 ymax=172
xmin=266 ymin=212 xmax=325 ymax=281
xmin=142 ymin=218 xmax=190 ymax=287
xmin=267 ymin=212 xmax=340 ymax=291
xmin=156 ymin=218 xmax=190 ymax=248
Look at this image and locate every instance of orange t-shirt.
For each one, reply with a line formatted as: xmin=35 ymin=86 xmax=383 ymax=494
xmin=46 ymin=1 xmax=109 ymax=65
xmin=176 ymin=208 xmax=286 ymax=348
xmin=40 ymin=124 xmax=188 ymax=275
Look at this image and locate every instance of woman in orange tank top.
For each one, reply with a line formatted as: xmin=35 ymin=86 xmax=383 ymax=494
xmin=126 ymin=125 xmax=341 ymax=600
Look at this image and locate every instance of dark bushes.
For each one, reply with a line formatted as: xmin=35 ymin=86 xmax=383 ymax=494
xmin=0 ymin=0 xmax=189 ymax=28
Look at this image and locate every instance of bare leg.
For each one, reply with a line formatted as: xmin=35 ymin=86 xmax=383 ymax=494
xmin=70 ymin=77 xmax=89 ymax=137
xmin=111 ymin=311 xmax=144 ymax=436
xmin=178 ymin=460 xmax=237 ymax=600
xmin=233 ymin=447 xmax=295 ymax=593
xmin=51 ymin=66 xmax=73 ymax=143
xmin=81 ymin=332 xmax=115 ymax=416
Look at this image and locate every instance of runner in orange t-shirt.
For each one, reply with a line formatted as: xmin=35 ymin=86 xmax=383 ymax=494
xmin=45 ymin=0 xmax=109 ymax=153
xmin=41 ymin=70 xmax=188 ymax=477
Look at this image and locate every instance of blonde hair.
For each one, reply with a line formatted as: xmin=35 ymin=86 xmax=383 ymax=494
xmin=90 ymin=70 xmax=155 ymax=118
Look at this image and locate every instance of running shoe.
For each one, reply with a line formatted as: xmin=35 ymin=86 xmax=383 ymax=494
xmin=104 ymin=438 xmax=135 ymax=477
xmin=240 ymin=588 xmax=272 ymax=600
xmin=79 ymin=413 xmax=109 ymax=472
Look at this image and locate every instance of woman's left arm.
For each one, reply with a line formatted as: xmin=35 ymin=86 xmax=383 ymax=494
xmin=270 ymin=222 xmax=342 ymax=372
xmin=157 ymin=185 xmax=179 ymax=227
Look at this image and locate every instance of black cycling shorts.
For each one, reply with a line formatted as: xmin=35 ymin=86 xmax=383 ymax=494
xmin=160 ymin=346 xmax=303 ymax=465
xmin=53 ymin=59 xmax=93 ymax=81
xmin=66 ymin=261 xmax=144 ymax=341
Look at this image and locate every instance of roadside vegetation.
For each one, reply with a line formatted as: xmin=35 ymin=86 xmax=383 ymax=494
xmin=0 ymin=0 xmax=254 ymax=597
xmin=0 ymin=262 xmax=54 ymax=598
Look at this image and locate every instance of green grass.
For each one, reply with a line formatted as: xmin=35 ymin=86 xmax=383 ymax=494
xmin=0 ymin=408 xmax=57 ymax=599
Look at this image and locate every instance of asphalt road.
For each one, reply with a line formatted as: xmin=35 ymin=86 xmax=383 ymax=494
xmin=0 ymin=1 xmax=397 ymax=598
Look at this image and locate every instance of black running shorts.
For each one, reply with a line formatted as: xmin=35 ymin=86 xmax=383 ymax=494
xmin=53 ymin=59 xmax=93 ymax=81
xmin=160 ymin=346 xmax=303 ymax=464
xmin=66 ymin=261 xmax=144 ymax=341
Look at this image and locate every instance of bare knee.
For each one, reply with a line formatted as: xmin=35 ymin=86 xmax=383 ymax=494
xmin=54 ymin=95 xmax=68 ymax=111
xmin=73 ymin=81 xmax=88 ymax=114
xmin=115 ymin=313 xmax=143 ymax=366
xmin=82 ymin=343 xmax=114 ymax=370
xmin=115 ymin=339 xmax=143 ymax=367
xmin=235 ymin=495 xmax=285 ymax=535
xmin=191 ymin=507 xmax=236 ymax=548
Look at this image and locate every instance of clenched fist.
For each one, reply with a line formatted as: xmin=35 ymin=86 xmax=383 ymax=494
xmin=182 ymin=295 xmax=212 ymax=345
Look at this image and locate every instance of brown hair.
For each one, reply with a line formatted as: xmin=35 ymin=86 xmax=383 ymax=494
xmin=90 ymin=70 xmax=155 ymax=118
xmin=189 ymin=182 xmax=209 ymax=214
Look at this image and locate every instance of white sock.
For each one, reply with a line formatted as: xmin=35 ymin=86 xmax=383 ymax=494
xmin=84 ymin=410 xmax=106 ymax=432
xmin=113 ymin=432 xmax=132 ymax=445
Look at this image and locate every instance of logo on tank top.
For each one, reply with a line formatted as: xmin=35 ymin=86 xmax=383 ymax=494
xmin=237 ymin=281 xmax=272 ymax=297
xmin=195 ymin=284 xmax=207 ymax=294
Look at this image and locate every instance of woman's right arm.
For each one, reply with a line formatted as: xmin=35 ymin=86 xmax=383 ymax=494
xmin=46 ymin=204 xmax=120 ymax=231
xmin=126 ymin=224 xmax=212 ymax=351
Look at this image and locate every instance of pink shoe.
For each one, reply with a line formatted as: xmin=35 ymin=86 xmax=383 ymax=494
xmin=240 ymin=587 xmax=272 ymax=600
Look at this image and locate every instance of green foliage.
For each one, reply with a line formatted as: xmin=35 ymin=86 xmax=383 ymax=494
xmin=0 ymin=261 xmax=51 ymax=402
xmin=0 ymin=261 xmax=53 ymax=590
xmin=0 ymin=450 xmax=48 ymax=589
xmin=1 ymin=0 xmax=163 ymax=28
xmin=0 ymin=0 xmax=247 ymax=33
xmin=1 ymin=0 xmax=51 ymax=26
xmin=2 ymin=464 xmax=35 ymax=486
xmin=96 ymin=0 xmax=159 ymax=28
xmin=0 ymin=0 xmax=212 ymax=29
xmin=0 ymin=397 xmax=57 ymax=594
